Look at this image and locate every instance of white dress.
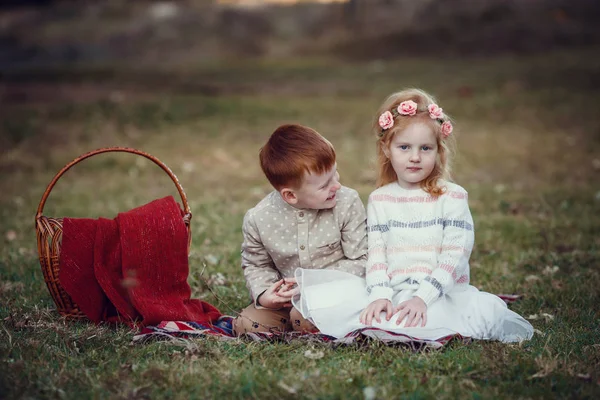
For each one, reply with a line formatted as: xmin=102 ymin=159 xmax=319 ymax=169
xmin=292 ymin=268 xmax=533 ymax=342
xmin=292 ymin=182 xmax=533 ymax=343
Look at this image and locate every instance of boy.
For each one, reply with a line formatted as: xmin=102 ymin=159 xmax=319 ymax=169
xmin=233 ymin=124 xmax=367 ymax=335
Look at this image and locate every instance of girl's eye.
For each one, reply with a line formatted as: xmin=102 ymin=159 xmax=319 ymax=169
xmin=421 ymin=146 xmax=431 ymax=151
xmin=399 ymin=145 xmax=409 ymax=150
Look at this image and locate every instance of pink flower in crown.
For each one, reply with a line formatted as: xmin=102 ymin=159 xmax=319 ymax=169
xmin=441 ymin=121 xmax=453 ymax=137
xmin=397 ymin=100 xmax=418 ymax=116
xmin=428 ymin=103 xmax=443 ymax=119
xmin=378 ymin=111 xmax=394 ymax=130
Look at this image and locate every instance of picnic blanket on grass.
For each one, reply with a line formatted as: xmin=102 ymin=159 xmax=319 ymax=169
xmin=133 ymin=295 xmax=523 ymax=349
xmin=132 ymin=316 xmax=463 ymax=349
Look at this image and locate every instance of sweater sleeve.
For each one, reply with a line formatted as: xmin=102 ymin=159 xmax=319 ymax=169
xmin=324 ymin=189 xmax=367 ymax=277
xmin=241 ymin=210 xmax=281 ymax=308
xmin=414 ymin=189 xmax=474 ymax=307
xmin=365 ymin=194 xmax=394 ymax=302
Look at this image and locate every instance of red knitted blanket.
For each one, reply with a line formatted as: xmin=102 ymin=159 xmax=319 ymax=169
xmin=58 ymin=196 xmax=221 ymax=326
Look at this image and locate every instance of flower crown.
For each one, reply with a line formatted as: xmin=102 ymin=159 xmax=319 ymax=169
xmin=378 ymin=100 xmax=453 ymax=138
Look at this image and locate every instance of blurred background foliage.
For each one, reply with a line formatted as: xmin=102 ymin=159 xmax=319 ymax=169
xmin=0 ymin=0 xmax=598 ymax=68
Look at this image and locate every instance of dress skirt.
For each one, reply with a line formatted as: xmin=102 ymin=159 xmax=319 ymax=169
xmin=292 ymin=268 xmax=533 ymax=343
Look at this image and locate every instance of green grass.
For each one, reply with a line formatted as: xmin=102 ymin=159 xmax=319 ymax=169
xmin=1 ymin=48 xmax=600 ymax=399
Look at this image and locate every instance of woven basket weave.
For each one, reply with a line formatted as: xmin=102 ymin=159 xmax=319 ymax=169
xmin=35 ymin=147 xmax=192 ymax=319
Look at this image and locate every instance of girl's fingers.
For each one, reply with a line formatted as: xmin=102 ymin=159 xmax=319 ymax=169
xmin=386 ymin=302 xmax=393 ymax=321
xmin=394 ymin=303 xmax=406 ymax=314
xmin=405 ymin=310 xmax=417 ymax=328
xmin=410 ymin=314 xmax=421 ymax=327
xmin=396 ymin=309 xmax=409 ymax=325
xmin=422 ymin=312 xmax=427 ymax=327
xmin=375 ymin=308 xmax=382 ymax=323
xmin=360 ymin=309 xmax=369 ymax=325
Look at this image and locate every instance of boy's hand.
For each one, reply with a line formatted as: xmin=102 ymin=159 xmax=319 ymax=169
xmin=257 ymin=278 xmax=299 ymax=309
xmin=359 ymin=299 xmax=393 ymax=325
xmin=394 ymin=296 xmax=427 ymax=327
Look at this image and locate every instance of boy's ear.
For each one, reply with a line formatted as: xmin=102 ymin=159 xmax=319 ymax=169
xmin=280 ymin=188 xmax=298 ymax=205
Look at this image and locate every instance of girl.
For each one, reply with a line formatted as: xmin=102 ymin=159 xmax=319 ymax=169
xmin=291 ymin=89 xmax=533 ymax=343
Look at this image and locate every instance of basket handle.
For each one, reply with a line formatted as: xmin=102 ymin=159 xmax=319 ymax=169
xmin=35 ymin=147 xmax=191 ymax=221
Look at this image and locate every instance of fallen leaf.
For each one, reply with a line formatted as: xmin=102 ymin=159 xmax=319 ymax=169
xmin=208 ymin=272 xmax=227 ymax=286
xmin=277 ymin=381 xmax=297 ymax=394
xmin=529 ymin=355 xmax=557 ymax=380
xmin=543 ymin=265 xmax=559 ymax=276
xmin=304 ymin=349 xmax=324 ymax=360
xmin=363 ymin=386 xmax=376 ymax=400
xmin=527 ymin=313 xmax=554 ymax=322
xmin=529 ymin=370 xmax=549 ymax=379
xmin=5 ymin=230 xmax=17 ymax=241
xmin=205 ymin=254 xmax=220 ymax=266
xmin=576 ymin=373 xmax=591 ymax=381
xmin=525 ymin=275 xmax=541 ymax=283
xmin=540 ymin=313 xmax=555 ymax=321
xmin=461 ymin=379 xmax=477 ymax=389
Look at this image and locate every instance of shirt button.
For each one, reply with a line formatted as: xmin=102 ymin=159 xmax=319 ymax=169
xmin=300 ymin=245 xmax=305 ymax=250
xmin=299 ymin=212 xmax=304 ymax=217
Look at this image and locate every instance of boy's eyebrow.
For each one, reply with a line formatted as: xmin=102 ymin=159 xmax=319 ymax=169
xmin=320 ymin=168 xmax=337 ymax=188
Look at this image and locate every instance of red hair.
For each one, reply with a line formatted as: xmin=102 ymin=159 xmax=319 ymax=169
xmin=260 ymin=124 xmax=336 ymax=189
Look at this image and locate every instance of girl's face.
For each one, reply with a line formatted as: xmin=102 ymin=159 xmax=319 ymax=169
xmin=385 ymin=122 xmax=438 ymax=190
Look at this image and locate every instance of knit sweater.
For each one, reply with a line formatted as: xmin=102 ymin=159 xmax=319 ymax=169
xmin=366 ymin=181 xmax=474 ymax=306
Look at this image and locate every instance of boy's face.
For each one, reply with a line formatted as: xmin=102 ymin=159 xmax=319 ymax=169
xmin=281 ymin=165 xmax=341 ymax=210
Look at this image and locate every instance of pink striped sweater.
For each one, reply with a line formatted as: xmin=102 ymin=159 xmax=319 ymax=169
xmin=366 ymin=180 xmax=474 ymax=306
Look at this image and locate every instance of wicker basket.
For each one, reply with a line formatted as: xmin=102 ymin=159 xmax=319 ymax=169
xmin=35 ymin=147 xmax=192 ymax=319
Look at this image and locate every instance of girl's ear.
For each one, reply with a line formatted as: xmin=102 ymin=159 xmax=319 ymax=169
xmin=280 ymin=188 xmax=298 ymax=205
xmin=382 ymin=143 xmax=390 ymax=158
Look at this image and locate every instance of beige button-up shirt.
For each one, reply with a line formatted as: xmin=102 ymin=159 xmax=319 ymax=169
xmin=241 ymin=186 xmax=367 ymax=306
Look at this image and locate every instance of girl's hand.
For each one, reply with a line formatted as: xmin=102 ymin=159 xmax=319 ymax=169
xmin=257 ymin=278 xmax=298 ymax=309
xmin=394 ymin=296 xmax=427 ymax=327
xmin=359 ymin=299 xmax=393 ymax=325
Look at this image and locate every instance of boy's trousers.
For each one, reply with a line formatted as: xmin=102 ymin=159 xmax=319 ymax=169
xmin=233 ymin=304 xmax=317 ymax=336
